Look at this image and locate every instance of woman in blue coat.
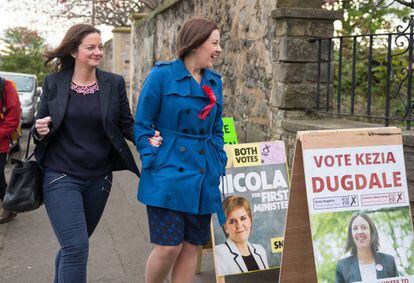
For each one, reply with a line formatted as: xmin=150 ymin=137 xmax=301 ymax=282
xmin=134 ymin=18 xmax=227 ymax=283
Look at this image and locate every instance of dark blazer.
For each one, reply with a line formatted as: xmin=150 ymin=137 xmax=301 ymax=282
xmin=33 ymin=68 xmax=139 ymax=177
xmin=335 ymin=252 xmax=399 ymax=283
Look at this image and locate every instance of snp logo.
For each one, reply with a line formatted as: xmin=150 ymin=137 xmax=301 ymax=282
xmin=271 ymin=237 xmax=284 ymax=253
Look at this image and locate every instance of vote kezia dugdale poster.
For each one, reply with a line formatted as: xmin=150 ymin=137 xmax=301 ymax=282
xmin=211 ymin=140 xmax=289 ymax=279
xmin=280 ymin=127 xmax=414 ymax=283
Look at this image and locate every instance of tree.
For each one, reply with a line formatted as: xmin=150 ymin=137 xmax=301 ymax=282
xmin=394 ymin=0 xmax=414 ymax=8
xmin=0 ymin=27 xmax=48 ymax=84
xmin=320 ymin=1 xmax=414 ymax=126
xmin=324 ymin=0 xmax=412 ymax=35
xmin=56 ymin=0 xmax=157 ymax=27
xmin=4 ymin=0 xmax=160 ymax=29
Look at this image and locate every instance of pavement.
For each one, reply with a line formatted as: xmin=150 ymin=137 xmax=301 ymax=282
xmin=0 ymin=129 xmax=279 ymax=283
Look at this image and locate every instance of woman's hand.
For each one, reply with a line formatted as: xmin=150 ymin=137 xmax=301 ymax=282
xmin=35 ymin=116 xmax=52 ymax=137
xmin=148 ymin=130 xmax=163 ymax=147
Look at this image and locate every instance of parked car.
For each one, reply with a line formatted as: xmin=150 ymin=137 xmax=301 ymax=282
xmin=0 ymin=71 xmax=39 ymax=125
xmin=35 ymin=86 xmax=42 ymax=117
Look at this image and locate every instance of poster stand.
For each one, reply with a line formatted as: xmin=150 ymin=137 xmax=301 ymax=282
xmin=279 ymin=127 xmax=414 ymax=283
xmin=210 ymin=141 xmax=289 ymax=282
xmin=278 ymin=140 xmax=317 ymax=282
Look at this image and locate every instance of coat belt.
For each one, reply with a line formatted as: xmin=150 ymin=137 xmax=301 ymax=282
xmin=158 ymin=127 xmax=212 ymax=141
xmin=157 ymin=127 xmax=226 ymax=224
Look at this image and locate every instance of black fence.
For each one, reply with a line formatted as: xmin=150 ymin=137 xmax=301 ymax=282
xmin=314 ymin=16 xmax=414 ymax=130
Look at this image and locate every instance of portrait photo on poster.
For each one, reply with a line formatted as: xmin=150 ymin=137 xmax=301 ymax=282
xmin=311 ymin=208 xmax=414 ymax=283
xmin=212 ymin=141 xmax=289 ymax=277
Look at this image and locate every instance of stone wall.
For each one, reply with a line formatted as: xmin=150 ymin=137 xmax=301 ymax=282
xmin=130 ymin=0 xmax=342 ymax=141
xmin=271 ymin=3 xmax=341 ymax=141
xmin=130 ymin=0 xmax=278 ymax=132
xmin=100 ymin=38 xmax=113 ymax=73
xmin=112 ymin=28 xmax=132 ymax=104
xmin=100 ymin=28 xmax=132 ymax=106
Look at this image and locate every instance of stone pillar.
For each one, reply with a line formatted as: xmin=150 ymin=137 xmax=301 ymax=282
xmin=129 ymin=13 xmax=149 ymax=114
xmin=112 ymin=27 xmax=132 ymax=106
xmin=271 ymin=0 xmax=342 ymax=162
xmin=100 ymin=39 xmax=113 ymax=73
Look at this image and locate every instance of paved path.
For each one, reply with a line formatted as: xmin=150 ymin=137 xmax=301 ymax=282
xmin=0 ymin=129 xmax=278 ymax=283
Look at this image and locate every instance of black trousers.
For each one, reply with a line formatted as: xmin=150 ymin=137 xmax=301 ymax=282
xmin=0 ymin=153 xmax=7 ymax=201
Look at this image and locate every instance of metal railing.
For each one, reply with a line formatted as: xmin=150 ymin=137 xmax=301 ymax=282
xmin=313 ymin=16 xmax=414 ymax=130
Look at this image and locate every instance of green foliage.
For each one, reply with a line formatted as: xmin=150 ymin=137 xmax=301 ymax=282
xmin=322 ymin=1 xmax=413 ymax=126
xmin=0 ymin=27 xmax=48 ymax=84
xmin=328 ymin=36 xmax=412 ymax=126
xmin=341 ymin=0 xmax=410 ymax=35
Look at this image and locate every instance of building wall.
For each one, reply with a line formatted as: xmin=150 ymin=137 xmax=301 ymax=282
xmin=100 ymin=38 xmax=113 ymax=72
xmin=130 ymin=0 xmax=276 ymax=138
xmin=100 ymin=29 xmax=132 ymax=106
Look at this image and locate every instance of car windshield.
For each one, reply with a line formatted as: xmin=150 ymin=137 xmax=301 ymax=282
xmin=0 ymin=74 xmax=35 ymax=92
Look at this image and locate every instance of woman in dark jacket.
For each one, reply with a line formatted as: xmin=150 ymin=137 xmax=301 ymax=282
xmin=33 ymin=24 xmax=140 ymax=283
xmin=335 ymin=211 xmax=399 ymax=283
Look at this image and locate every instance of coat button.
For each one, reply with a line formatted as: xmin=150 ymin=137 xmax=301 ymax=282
xmin=199 ymin=168 xmax=205 ymax=174
xmin=180 ymin=147 xmax=186 ymax=152
xmin=199 ymin=129 xmax=205 ymax=135
xmin=198 ymin=149 xmax=205 ymax=155
xmin=178 ymin=167 xmax=184 ymax=172
xmin=109 ymin=135 xmax=114 ymax=139
xmin=183 ymin=129 xmax=189 ymax=133
xmin=186 ymin=109 xmax=191 ymax=114
xmin=119 ymin=148 xmax=123 ymax=152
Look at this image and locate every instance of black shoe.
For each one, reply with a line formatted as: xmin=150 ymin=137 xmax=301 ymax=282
xmin=0 ymin=210 xmax=17 ymax=224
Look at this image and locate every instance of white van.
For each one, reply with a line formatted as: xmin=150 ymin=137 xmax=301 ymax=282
xmin=0 ymin=71 xmax=39 ymax=125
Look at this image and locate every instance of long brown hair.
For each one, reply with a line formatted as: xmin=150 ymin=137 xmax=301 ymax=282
xmin=345 ymin=211 xmax=380 ymax=255
xmin=44 ymin=24 xmax=101 ymax=72
xmin=177 ymin=18 xmax=218 ymax=59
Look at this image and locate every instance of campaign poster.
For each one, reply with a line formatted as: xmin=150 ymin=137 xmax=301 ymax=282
xmin=222 ymin=117 xmax=238 ymax=145
xmin=302 ymin=130 xmax=414 ymax=283
xmin=211 ymin=141 xmax=289 ymax=278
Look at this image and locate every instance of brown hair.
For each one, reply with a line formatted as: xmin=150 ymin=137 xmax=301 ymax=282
xmin=223 ymin=196 xmax=252 ymax=221
xmin=177 ymin=18 xmax=218 ymax=59
xmin=345 ymin=211 xmax=380 ymax=255
xmin=222 ymin=196 xmax=253 ymax=238
xmin=44 ymin=24 xmax=101 ymax=72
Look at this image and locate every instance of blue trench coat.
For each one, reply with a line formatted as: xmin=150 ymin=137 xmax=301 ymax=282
xmin=134 ymin=59 xmax=227 ymax=224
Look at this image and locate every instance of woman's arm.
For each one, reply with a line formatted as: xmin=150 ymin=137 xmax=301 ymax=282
xmin=334 ymin=262 xmax=345 ymax=283
xmin=211 ymin=80 xmax=227 ymax=175
xmin=390 ymin=255 xmax=399 ymax=277
xmin=31 ymin=76 xmax=51 ymax=143
xmin=133 ymin=67 xmax=162 ymax=169
xmin=116 ymin=76 xmax=134 ymax=143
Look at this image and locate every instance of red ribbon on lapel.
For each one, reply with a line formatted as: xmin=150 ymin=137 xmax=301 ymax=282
xmin=198 ymin=85 xmax=217 ymax=120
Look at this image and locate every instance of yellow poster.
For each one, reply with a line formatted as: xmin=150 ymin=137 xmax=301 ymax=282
xmin=231 ymin=143 xmax=262 ymax=167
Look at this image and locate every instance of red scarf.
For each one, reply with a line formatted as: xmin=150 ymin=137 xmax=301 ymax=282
xmin=198 ymin=85 xmax=217 ymax=120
